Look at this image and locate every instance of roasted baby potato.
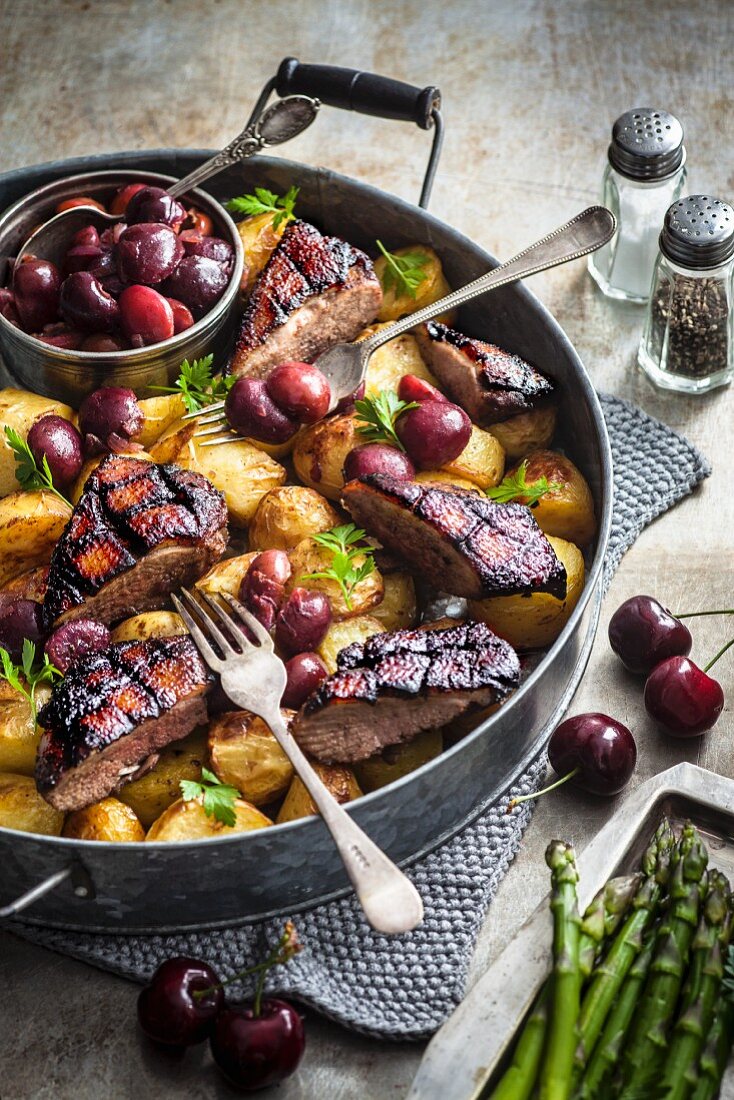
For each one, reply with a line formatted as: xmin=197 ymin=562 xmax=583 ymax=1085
xmin=511 ymin=450 xmax=596 ymax=546
xmin=371 ymin=572 xmax=417 ymax=631
xmin=62 ymin=797 xmax=145 ymax=842
xmin=0 ymin=389 xmax=75 ymax=497
xmin=136 ymin=393 xmax=187 ymax=448
xmin=208 ymin=710 xmax=294 ymax=806
xmin=111 ymin=611 xmax=188 ymax=643
xmin=71 ymin=451 xmax=153 ymax=504
xmin=317 ymin=615 xmax=386 ymax=674
xmin=276 ymin=763 xmax=362 ymax=823
xmin=0 ymin=681 xmax=50 ymax=775
xmin=196 ymin=552 xmax=257 ymax=597
xmin=146 ymin=796 xmax=272 ymax=841
xmin=440 ymin=425 xmax=505 ymax=490
xmin=354 ymin=729 xmax=443 ymax=792
xmin=236 ymin=211 xmax=288 ymax=294
xmin=248 ymin=485 xmax=341 ymax=552
xmin=488 ymin=406 xmax=557 ymax=461
xmin=373 ymin=246 xmax=454 ymax=323
xmin=359 ymin=326 xmax=440 ymax=396
xmin=0 ymin=564 xmax=48 ymax=602
xmin=468 ymin=536 xmax=585 ymax=650
xmin=0 ymin=490 xmax=72 ymax=587
xmin=292 ymin=414 xmax=357 ymax=502
xmin=150 ymin=420 xmax=286 ymax=526
xmin=414 ymin=471 xmax=481 ymax=493
xmin=287 ymin=537 xmax=383 ymax=620
xmin=117 ymin=731 xmax=207 ymax=829
xmin=0 ymin=773 xmax=65 ymax=836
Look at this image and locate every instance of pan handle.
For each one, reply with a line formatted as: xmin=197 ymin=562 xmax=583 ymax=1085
xmin=0 ymin=863 xmax=94 ymax=920
xmin=250 ymin=58 xmax=444 ymax=208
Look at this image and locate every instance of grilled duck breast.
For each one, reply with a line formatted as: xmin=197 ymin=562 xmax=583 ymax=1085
xmin=230 ymin=220 xmax=382 ymax=378
xmin=43 ymin=456 xmax=228 ymax=627
xmin=416 ymin=321 xmax=555 ymax=425
xmin=36 ymin=635 xmax=213 ymax=811
xmin=342 ymin=475 xmax=567 ymax=600
xmin=294 ymin=620 xmax=520 ymax=762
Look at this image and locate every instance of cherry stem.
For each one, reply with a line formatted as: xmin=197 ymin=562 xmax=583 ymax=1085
xmin=193 ymin=921 xmax=301 ymax=1011
xmin=677 ymin=609 xmax=734 ymax=619
xmin=507 ymin=766 xmax=581 ymax=812
xmin=704 ymin=636 xmax=734 ymax=673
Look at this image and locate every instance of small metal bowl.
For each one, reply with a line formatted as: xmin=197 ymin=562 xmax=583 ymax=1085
xmin=0 ymin=170 xmax=244 ymax=405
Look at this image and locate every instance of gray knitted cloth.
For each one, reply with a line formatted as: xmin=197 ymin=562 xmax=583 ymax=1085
xmin=10 ymin=394 xmax=710 ymax=1041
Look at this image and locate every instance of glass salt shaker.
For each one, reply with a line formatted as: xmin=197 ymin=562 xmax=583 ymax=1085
xmin=588 ymin=108 xmax=687 ymax=303
xmin=638 ymin=195 xmax=734 ymax=393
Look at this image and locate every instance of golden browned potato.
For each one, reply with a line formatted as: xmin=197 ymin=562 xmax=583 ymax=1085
xmin=371 ymin=572 xmax=417 ymax=631
xmin=196 ymin=552 xmax=258 ymax=597
xmin=510 ymin=451 xmax=596 ymax=546
xmin=487 ymin=406 xmax=557 ymax=461
xmin=249 ymin=486 xmax=341 ymax=552
xmin=208 ymin=711 xmax=294 ymax=806
xmin=373 ymin=246 xmax=454 ymax=323
xmin=0 ymin=389 xmax=75 ymax=497
xmin=414 ymin=471 xmax=482 ymax=493
xmin=439 ymin=425 xmax=505 ymax=490
xmin=276 ymin=762 xmax=362 ymax=823
xmin=292 ymin=414 xmax=357 ymax=502
xmin=468 ymin=536 xmax=585 ymax=650
xmin=0 ymin=490 xmax=72 ymax=586
xmin=151 ymin=420 xmax=286 ymax=526
xmin=317 ymin=615 xmax=386 ymax=674
xmin=354 ymin=729 xmax=443 ymax=792
xmin=359 ymin=326 xmax=439 ymax=396
xmin=0 ymin=681 xmax=50 ymax=775
xmin=146 ymin=796 xmax=272 ymax=841
xmin=136 ymin=393 xmax=187 ymax=448
xmin=287 ymin=537 xmax=383 ymax=620
xmin=71 ymin=451 xmax=153 ymax=504
xmin=111 ymin=611 xmax=188 ymax=643
xmin=236 ymin=211 xmax=288 ymax=293
xmin=117 ymin=731 xmax=207 ymax=828
xmin=0 ymin=565 xmax=48 ymax=602
xmin=62 ymin=798 xmax=145 ymax=842
xmin=0 ymin=773 xmax=65 ymax=836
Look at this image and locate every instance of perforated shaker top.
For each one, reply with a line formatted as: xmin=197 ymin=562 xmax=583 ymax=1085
xmin=660 ymin=195 xmax=734 ymax=269
xmin=609 ymin=108 xmax=685 ymax=180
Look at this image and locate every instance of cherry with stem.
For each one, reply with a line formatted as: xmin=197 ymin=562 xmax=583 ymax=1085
xmin=645 ymin=631 xmax=732 ymax=738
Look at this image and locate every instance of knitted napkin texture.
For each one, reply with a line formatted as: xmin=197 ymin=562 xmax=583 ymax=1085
xmin=9 ymin=394 xmax=710 ymax=1041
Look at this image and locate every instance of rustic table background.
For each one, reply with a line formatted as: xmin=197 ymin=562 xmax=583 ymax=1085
xmin=1 ymin=0 xmax=732 ymax=1096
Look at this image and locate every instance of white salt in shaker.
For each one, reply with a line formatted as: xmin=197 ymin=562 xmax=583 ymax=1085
xmin=588 ymin=108 xmax=687 ymax=303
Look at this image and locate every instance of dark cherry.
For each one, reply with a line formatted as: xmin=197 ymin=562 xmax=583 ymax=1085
xmin=109 ymin=182 xmax=147 ymax=217
xmin=548 ymin=713 xmax=637 ymax=795
xmin=0 ymin=596 xmax=46 ymax=662
xmin=162 ymin=254 xmax=229 ymax=316
xmin=164 ymin=296 xmax=195 ymax=334
xmin=125 ymin=186 xmax=186 ymax=231
xmin=79 ymin=333 xmax=126 ymax=352
xmin=397 ymin=373 xmax=450 ymax=405
xmin=644 ymin=656 xmax=724 ymax=738
xmin=13 ymin=258 xmax=61 ymax=331
xmin=116 ymin=223 xmax=184 ymax=285
xmin=182 ymin=208 xmax=214 ymax=236
xmin=180 ymin=233 xmax=234 ymax=269
xmin=78 ymin=386 xmax=143 ymax=454
xmin=35 ymin=327 xmax=85 ymax=349
xmin=27 ymin=414 xmax=83 ymax=489
xmin=59 ymin=271 xmax=119 ymax=333
xmin=44 ymin=618 xmax=111 ymax=673
xmin=343 ymin=442 xmax=415 ymax=482
xmin=240 ymin=550 xmax=292 ymax=631
xmin=137 ymin=956 xmax=223 ymax=1047
xmin=282 ymin=652 xmax=328 ymax=709
xmin=225 ymin=378 xmax=299 ymax=445
xmin=396 ymin=399 xmax=471 ymax=469
xmin=275 ymin=588 xmax=332 ymax=656
xmin=0 ymin=287 xmax=20 ymax=326
xmin=210 ymin=1001 xmax=305 ymax=1092
xmin=265 ymin=362 xmax=331 ymax=424
xmin=119 ymin=285 xmax=175 ymax=345
xmin=608 ymin=595 xmax=692 ymax=675
xmin=63 ymin=243 xmax=105 ymax=276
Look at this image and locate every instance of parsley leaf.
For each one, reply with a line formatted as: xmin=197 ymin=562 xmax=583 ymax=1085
xmin=3 ymin=426 xmax=71 ymax=507
xmin=486 ymin=460 xmax=563 ymax=506
xmin=0 ymin=641 xmax=61 ymax=723
xmin=302 ymin=523 xmax=376 ymax=611
xmin=354 ymin=390 xmax=418 ymax=451
xmin=151 ymin=355 xmax=234 ymax=414
xmin=225 ymin=185 xmax=299 ymax=230
xmin=180 ymin=767 xmax=240 ymax=827
xmin=375 ymin=240 xmax=430 ymax=299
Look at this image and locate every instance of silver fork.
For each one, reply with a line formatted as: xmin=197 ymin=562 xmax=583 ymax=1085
xmin=187 ymin=204 xmax=615 ymax=445
xmin=171 ymin=587 xmax=424 ymax=935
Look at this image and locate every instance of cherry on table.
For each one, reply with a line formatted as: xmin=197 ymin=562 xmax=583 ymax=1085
xmin=210 ymin=1000 xmax=305 ymax=1092
xmin=644 ymin=656 xmax=724 ymax=737
xmin=137 ymin=956 xmax=223 ymax=1047
xmin=548 ymin=712 xmax=637 ymax=795
xmin=608 ymin=595 xmax=692 ymax=674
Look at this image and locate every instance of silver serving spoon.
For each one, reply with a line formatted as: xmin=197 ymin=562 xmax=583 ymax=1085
xmin=191 ymin=204 xmax=616 ymax=445
xmin=14 ymin=95 xmax=320 ymax=269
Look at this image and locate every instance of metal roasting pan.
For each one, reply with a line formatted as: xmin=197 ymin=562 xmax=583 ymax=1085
xmin=0 ymin=111 xmax=613 ymax=932
xmin=408 ymin=763 xmax=734 ymax=1100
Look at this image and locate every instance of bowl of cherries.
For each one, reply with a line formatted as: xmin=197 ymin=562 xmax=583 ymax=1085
xmin=0 ymin=170 xmax=244 ymax=405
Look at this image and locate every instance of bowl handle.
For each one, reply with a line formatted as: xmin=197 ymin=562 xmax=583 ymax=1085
xmin=0 ymin=863 xmax=94 ymax=919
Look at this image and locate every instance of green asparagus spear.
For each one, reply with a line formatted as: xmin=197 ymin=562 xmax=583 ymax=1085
xmin=618 ymin=823 xmax=709 ymax=1098
xmin=487 ymin=986 xmax=549 ymax=1100
xmin=689 ymin=995 xmax=734 ymax=1100
xmin=574 ymin=820 xmax=676 ymax=1070
xmin=578 ymin=875 xmax=642 ymax=979
xmin=539 ymin=840 xmax=582 ymax=1100
xmin=659 ymin=870 xmax=732 ymax=1100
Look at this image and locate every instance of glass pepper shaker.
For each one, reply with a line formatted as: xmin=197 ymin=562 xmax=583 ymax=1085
xmin=588 ymin=108 xmax=687 ymax=303
xmin=638 ymin=195 xmax=734 ymax=393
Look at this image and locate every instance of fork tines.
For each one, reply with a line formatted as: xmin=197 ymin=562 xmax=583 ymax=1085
xmin=181 ymin=400 xmax=226 ymax=421
xmin=172 ymin=588 xmax=272 ymax=669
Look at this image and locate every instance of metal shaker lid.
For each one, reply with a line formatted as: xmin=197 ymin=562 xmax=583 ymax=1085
xmin=660 ymin=195 xmax=734 ymax=269
xmin=608 ymin=108 xmax=684 ymax=180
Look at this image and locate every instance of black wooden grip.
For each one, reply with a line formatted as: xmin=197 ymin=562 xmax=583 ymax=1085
xmin=276 ymin=58 xmax=440 ymax=130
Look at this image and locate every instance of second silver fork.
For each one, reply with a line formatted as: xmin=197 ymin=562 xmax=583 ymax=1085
xmin=172 ymin=587 xmax=424 ymax=936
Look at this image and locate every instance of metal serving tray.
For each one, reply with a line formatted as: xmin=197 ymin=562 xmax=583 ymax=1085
xmin=409 ymin=763 xmax=734 ymax=1100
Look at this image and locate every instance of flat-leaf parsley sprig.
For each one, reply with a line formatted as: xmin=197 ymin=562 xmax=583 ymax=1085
xmin=4 ymin=426 xmax=71 ymax=507
xmin=152 ymin=355 xmax=234 ymax=414
xmin=354 ymin=390 xmax=418 ymax=451
xmin=302 ymin=523 xmax=376 ymax=611
xmin=486 ymin=460 xmax=563 ymax=507
xmin=180 ymin=767 xmax=240 ymax=827
xmin=375 ymin=240 xmax=429 ymax=299
xmin=225 ymin=185 xmax=299 ymax=230
xmin=0 ymin=640 xmax=61 ymax=723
